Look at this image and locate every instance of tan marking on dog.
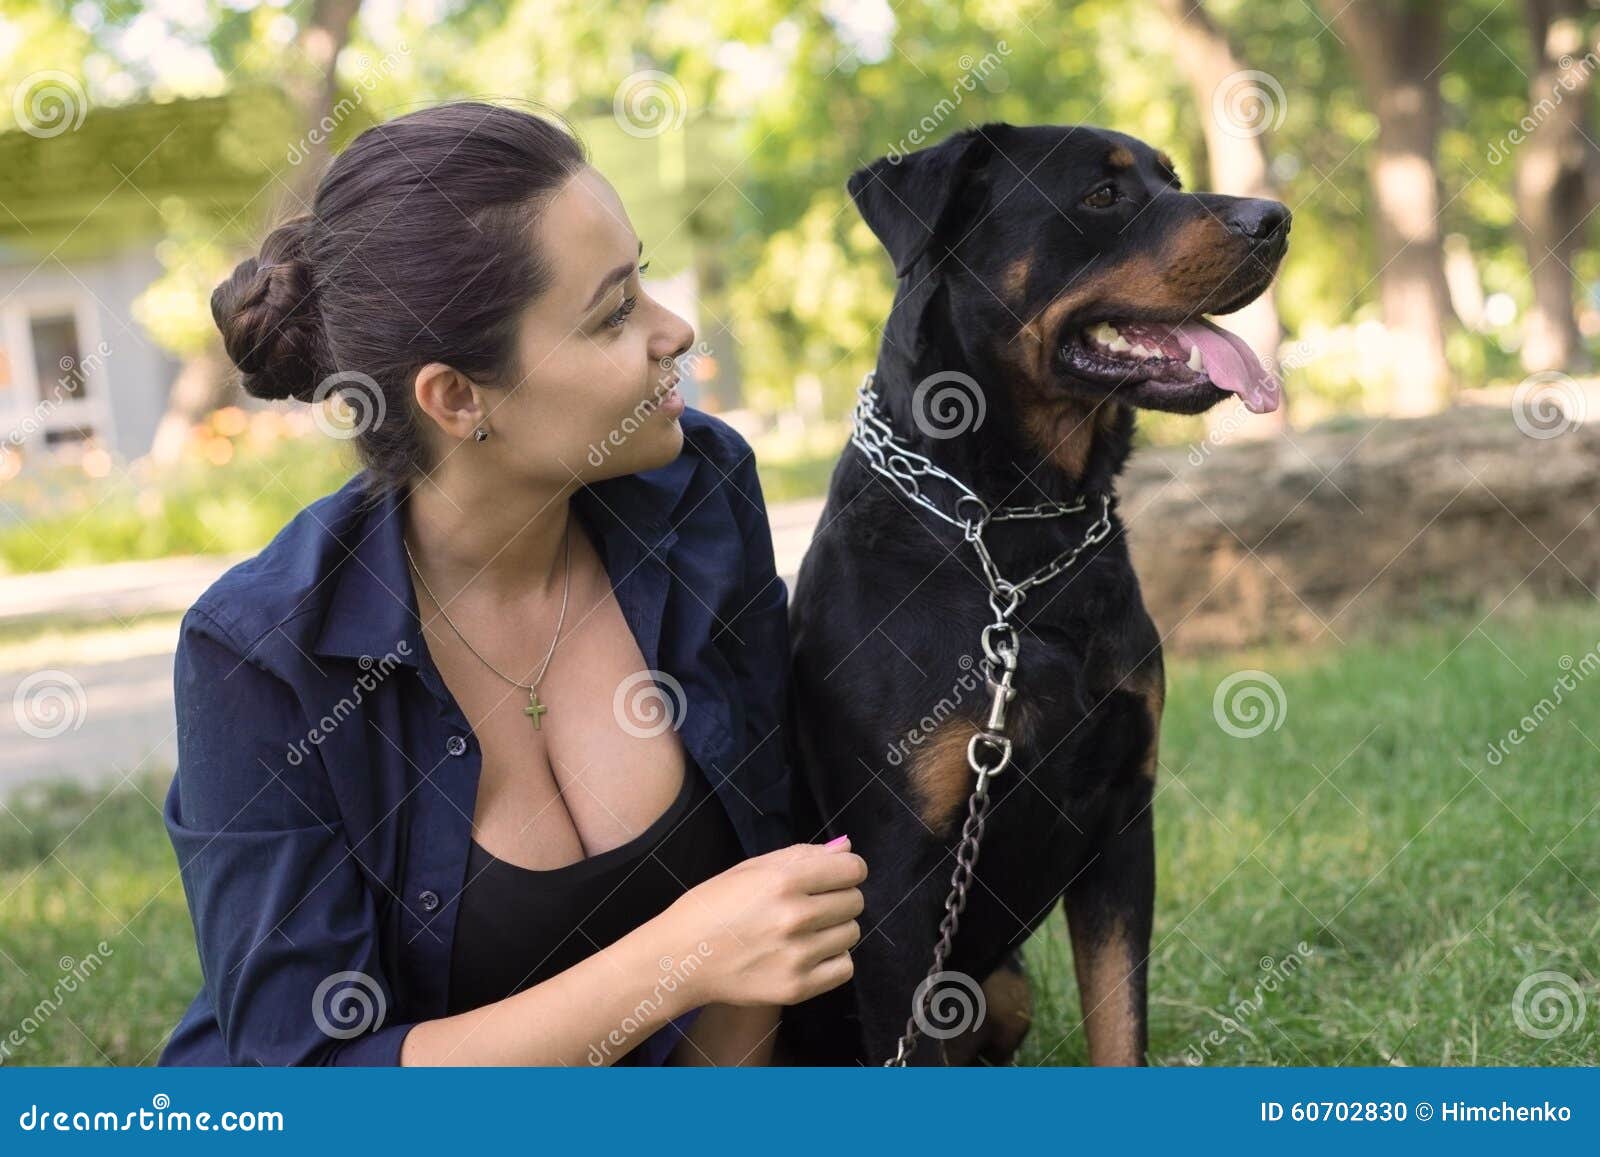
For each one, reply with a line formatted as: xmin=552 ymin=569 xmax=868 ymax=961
xmin=1107 ymin=145 xmax=1136 ymax=169
xmin=906 ymin=717 xmax=983 ymax=836
xmin=905 ymin=697 xmax=1042 ymax=835
xmin=976 ymin=962 xmax=1034 ymax=1063
xmin=1120 ymin=662 xmax=1165 ymax=782
xmin=1002 ymin=254 xmax=1032 ymax=300
xmin=1013 ymin=215 xmax=1240 ymax=381
xmin=1018 ymin=396 xmax=1101 ymax=479
xmin=1067 ymin=912 xmax=1144 ymax=1065
xmin=1003 ymin=213 xmax=1242 ymax=482
xmin=1156 ymin=150 xmax=1175 ymax=174
xmin=938 ymin=960 xmax=1035 ymax=1066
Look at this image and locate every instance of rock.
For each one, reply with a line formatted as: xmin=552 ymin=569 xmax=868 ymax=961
xmin=1120 ymin=405 xmax=1600 ymax=652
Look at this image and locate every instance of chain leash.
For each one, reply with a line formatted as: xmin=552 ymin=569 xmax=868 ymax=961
xmin=847 ymin=372 xmax=1114 ymax=1066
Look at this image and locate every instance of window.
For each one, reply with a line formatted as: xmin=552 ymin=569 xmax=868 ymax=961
xmin=29 ymin=313 xmax=86 ymax=403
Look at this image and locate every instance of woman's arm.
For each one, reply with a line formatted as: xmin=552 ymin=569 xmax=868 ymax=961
xmin=399 ymin=908 xmax=709 ymax=1066
xmin=666 ymin=1003 xmax=781 ymax=1066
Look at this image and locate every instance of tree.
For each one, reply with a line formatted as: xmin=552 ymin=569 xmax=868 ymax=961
xmin=1320 ymin=0 xmax=1457 ymax=415
xmin=148 ymin=0 xmax=366 ymax=463
xmin=1156 ymin=0 xmax=1287 ymax=434
xmin=1514 ymin=0 xmax=1596 ymax=374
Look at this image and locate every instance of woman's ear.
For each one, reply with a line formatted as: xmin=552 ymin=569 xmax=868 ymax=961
xmin=412 ymin=362 xmax=485 ymax=440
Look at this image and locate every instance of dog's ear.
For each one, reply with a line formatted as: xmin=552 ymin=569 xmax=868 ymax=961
xmin=847 ymin=128 xmax=995 ymax=279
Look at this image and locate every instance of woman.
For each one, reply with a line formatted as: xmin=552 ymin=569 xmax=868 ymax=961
xmin=159 ymin=101 xmax=865 ymax=1066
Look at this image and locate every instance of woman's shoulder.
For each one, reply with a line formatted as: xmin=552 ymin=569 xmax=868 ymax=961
xmin=183 ymin=472 xmax=380 ymax=657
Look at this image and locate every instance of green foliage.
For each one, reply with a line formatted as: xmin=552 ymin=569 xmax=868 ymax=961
xmin=0 ymin=420 xmax=358 ymax=574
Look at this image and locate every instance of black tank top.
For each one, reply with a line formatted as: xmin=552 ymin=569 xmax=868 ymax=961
xmin=445 ymin=756 xmax=746 ymax=1057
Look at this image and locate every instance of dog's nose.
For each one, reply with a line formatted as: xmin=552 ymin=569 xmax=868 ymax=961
xmin=1225 ymin=199 xmax=1291 ymax=242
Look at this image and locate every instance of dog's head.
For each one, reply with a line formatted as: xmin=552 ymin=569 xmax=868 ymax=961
xmin=849 ymin=123 xmax=1289 ymax=421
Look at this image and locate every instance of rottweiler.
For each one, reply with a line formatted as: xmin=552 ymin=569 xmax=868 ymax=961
xmin=775 ymin=123 xmax=1289 ymax=1066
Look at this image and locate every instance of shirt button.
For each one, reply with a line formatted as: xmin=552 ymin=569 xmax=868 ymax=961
xmin=446 ymin=735 xmax=468 ymax=757
xmin=418 ymin=890 xmax=440 ymax=912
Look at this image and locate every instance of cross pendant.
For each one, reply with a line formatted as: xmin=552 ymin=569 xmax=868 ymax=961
xmin=524 ymin=688 xmax=548 ymax=729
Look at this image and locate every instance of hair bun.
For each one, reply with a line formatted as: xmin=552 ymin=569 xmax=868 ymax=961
xmin=211 ymin=216 xmax=329 ymax=402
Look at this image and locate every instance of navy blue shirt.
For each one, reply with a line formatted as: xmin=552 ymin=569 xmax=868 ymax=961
xmin=159 ymin=407 xmax=796 ymax=1066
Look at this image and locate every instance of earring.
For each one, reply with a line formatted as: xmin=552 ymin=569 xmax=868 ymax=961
xmin=473 ymin=426 xmax=490 ymax=442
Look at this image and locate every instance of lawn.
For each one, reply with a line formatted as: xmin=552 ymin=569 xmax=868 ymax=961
xmin=1 ymin=602 xmax=1596 ymax=1065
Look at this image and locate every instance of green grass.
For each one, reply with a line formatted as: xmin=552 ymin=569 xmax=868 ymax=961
xmin=1018 ymin=600 xmax=1600 ymax=1066
xmin=0 ymin=772 xmax=195 ymax=1066
xmin=2 ymin=602 xmax=1596 ymax=1065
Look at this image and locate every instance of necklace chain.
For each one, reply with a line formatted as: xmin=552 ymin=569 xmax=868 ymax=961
xmin=402 ymin=515 xmax=572 ymax=706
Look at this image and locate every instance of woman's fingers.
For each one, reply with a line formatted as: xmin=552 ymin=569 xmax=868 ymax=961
xmin=791 ymin=849 xmax=868 ymax=894
xmin=794 ymin=885 xmax=865 ymax=932
xmin=802 ymin=950 xmax=856 ymax=995
xmin=804 ymin=918 xmax=861 ymax=963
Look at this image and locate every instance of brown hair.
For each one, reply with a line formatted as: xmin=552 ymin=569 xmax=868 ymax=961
xmin=211 ymin=101 xmax=587 ymax=495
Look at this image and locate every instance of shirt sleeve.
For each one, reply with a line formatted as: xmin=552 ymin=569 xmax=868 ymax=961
xmin=720 ymin=435 xmax=799 ymax=855
xmin=163 ymin=606 xmax=416 ymax=1066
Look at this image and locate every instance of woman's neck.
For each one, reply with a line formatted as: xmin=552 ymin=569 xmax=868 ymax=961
xmin=402 ymin=468 xmax=579 ymax=607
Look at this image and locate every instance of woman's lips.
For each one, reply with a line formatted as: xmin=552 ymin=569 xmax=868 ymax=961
xmin=646 ymin=376 xmax=684 ymax=417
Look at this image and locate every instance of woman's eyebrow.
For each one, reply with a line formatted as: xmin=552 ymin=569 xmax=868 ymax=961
xmin=584 ymin=239 xmax=644 ymax=311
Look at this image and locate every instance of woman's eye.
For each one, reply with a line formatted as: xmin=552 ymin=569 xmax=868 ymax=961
xmin=1082 ymin=184 xmax=1119 ymax=209
xmin=605 ymin=294 xmax=639 ymax=329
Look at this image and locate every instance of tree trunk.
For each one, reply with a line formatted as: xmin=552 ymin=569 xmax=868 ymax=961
xmin=1514 ymin=0 xmax=1594 ymax=374
xmin=1321 ymin=0 xmax=1456 ymax=416
xmin=1157 ymin=0 xmax=1287 ymax=437
xmin=148 ymin=0 xmax=364 ymax=465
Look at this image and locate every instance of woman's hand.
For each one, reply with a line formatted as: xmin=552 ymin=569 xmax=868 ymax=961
xmin=661 ymin=837 xmax=866 ymax=1008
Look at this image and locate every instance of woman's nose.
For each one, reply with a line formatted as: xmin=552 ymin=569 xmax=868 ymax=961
xmin=651 ymin=306 xmax=695 ymax=369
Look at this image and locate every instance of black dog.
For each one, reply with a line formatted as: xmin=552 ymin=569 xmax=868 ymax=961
xmin=776 ymin=123 xmax=1289 ymax=1066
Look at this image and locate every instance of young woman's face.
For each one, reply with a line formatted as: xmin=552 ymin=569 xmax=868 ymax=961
xmin=492 ymin=165 xmax=696 ymax=486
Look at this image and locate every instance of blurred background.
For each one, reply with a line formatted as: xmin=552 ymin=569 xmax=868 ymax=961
xmin=1 ymin=0 xmax=1596 ymax=1066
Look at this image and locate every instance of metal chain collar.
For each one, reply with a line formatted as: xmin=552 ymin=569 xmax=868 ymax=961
xmin=847 ymin=371 xmax=1115 ymax=1066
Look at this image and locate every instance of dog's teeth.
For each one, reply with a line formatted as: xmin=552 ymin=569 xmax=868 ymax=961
xmin=1106 ymin=334 xmax=1131 ymax=353
xmin=1187 ymin=343 xmax=1204 ymax=372
xmin=1090 ymin=322 xmax=1121 ymax=345
xmin=1131 ymin=343 xmax=1156 ymax=359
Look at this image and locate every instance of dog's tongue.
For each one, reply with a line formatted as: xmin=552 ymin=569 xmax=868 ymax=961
xmin=1175 ymin=320 xmax=1281 ymax=414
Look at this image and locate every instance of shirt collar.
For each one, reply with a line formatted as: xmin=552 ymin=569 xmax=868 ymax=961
xmin=311 ymin=447 xmax=701 ymax=669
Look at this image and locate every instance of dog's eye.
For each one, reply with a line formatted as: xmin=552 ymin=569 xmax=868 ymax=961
xmin=1082 ymin=184 xmax=1120 ymax=209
